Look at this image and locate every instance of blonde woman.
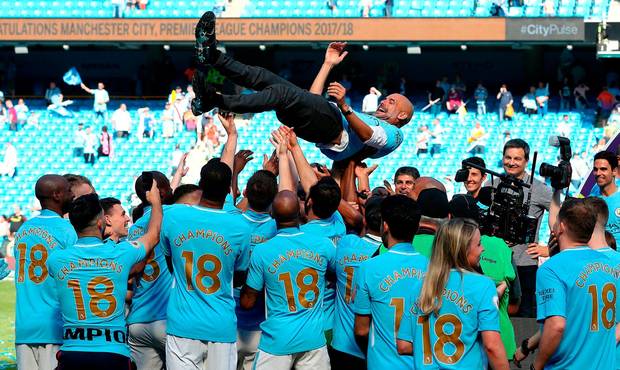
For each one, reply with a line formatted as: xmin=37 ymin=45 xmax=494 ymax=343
xmin=396 ymin=218 xmax=509 ymax=370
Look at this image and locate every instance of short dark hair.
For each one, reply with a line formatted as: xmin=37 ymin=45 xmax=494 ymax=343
xmin=394 ymin=166 xmax=420 ymax=181
xmin=135 ymin=171 xmax=170 ymax=204
xmin=69 ymin=193 xmax=102 ymax=232
xmin=246 ymin=170 xmax=277 ymax=212
xmin=364 ymin=196 xmax=385 ymax=233
xmin=583 ymin=197 xmax=609 ymax=225
xmin=100 ymin=197 xmax=121 ymax=215
xmin=380 ymin=195 xmax=421 ymax=242
xmin=503 ymin=139 xmax=530 ymax=160
xmin=308 ymin=177 xmax=341 ymax=219
xmin=605 ymin=231 xmax=617 ymax=250
xmin=558 ymin=198 xmax=596 ymax=244
xmin=463 ymin=156 xmax=486 ymax=169
xmin=594 ymin=151 xmax=618 ymax=170
xmin=173 ymin=184 xmax=201 ymax=204
xmin=199 ymin=158 xmax=232 ymax=203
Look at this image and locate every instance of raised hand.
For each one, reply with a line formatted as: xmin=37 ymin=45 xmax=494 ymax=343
xmin=234 ymin=150 xmax=254 ymax=174
xmin=262 ymin=150 xmax=279 ymax=176
xmin=145 ymin=179 xmax=161 ymax=207
xmin=312 ymin=164 xmax=331 ymax=180
xmin=355 ymin=162 xmax=378 ymax=178
xmin=217 ymin=112 xmax=237 ymax=137
xmin=278 ymin=126 xmax=299 ymax=150
xmin=324 ymin=42 xmax=349 ymax=66
xmin=327 ymin=82 xmax=347 ymax=107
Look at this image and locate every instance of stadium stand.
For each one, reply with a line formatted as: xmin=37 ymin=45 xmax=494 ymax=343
xmin=0 ymin=0 xmax=612 ymax=18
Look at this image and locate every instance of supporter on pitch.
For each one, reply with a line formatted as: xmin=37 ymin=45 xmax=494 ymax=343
xmin=49 ymin=186 xmax=162 ymax=370
xmin=160 ymin=158 xmax=252 ymax=370
xmin=532 ymin=198 xmax=618 ymax=369
xmin=126 ymin=171 xmax=174 ymax=370
xmin=191 ymin=11 xmax=413 ymax=162
xmin=14 ymin=174 xmax=76 ymax=370
xmin=100 ymin=197 xmax=130 ymax=243
xmin=331 ymin=195 xmax=384 ymax=370
xmin=492 ymin=139 xmax=552 ymax=318
xmin=240 ymin=190 xmax=336 ymax=370
xmin=592 ymin=151 xmax=620 ymax=246
xmin=396 ymin=218 xmax=509 ymax=370
xmin=353 ymin=195 xmax=427 ymax=370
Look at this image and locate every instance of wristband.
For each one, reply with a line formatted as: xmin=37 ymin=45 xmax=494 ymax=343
xmin=341 ymin=105 xmax=353 ymax=116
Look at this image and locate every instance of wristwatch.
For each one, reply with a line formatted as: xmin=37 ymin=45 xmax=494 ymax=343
xmin=341 ymin=105 xmax=354 ymax=116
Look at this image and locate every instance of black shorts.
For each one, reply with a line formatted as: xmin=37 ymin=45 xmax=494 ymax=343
xmin=56 ymin=350 xmax=134 ymax=370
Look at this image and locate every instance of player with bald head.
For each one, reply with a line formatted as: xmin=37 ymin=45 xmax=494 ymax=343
xmin=14 ymin=174 xmax=77 ymax=370
xmin=240 ymin=190 xmax=337 ymax=370
xmin=191 ymin=11 xmax=412 ymax=162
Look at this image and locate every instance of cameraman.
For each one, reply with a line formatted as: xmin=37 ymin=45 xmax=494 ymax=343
xmin=591 ymin=151 xmax=620 ymax=247
xmin=491 ymin=139 xmax=552 ymax=318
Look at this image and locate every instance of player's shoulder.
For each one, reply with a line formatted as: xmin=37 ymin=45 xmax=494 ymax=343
xmin=337 ymin=233 xmax=360 ymax=249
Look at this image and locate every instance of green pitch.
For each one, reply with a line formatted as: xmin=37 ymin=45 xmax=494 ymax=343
xmin=0 ymin=281 xmax=15 ymax=370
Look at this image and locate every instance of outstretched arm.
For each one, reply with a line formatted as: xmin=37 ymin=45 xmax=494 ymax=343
xmin=309 ymin=42 xmax=348 ymax=95
xmin=284 ymin=127 xmax=318 ymax=195
xmin=218 ymin=113 xmax=238 ymax=171
xmin=80 ymin=83 xmax=93 ymax=94
xmin=170 ymin=153 xmax=189 ymax=191
xmin=328 ymin=82 xmax=373 ymax=142
xmin=270 ymin=129 xmax=295 ymax=192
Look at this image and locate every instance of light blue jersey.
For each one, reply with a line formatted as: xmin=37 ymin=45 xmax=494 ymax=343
xmin=598 ymin=191 xmax=620 ymax=247
xmin=332 ymin=234 xmax=381 ymax=359
xmin=353 ymin=243 xmax=428 ymax=370
xmin=397 ymin=270 xmax=500 ymax=369
xmin=126 ymin=206 xmax=173 ymax=325
xmin=223 ymin=193 xmax=240 ymax=214
xmin=536 ymin=247 xmax=619 ymax=370
xmin=245 ymin=227 xmax=336 ymax=355
xmin=234 ymin=209 xmax=277 ymax=331
xmin=160 ymin=204 xmax=251 ymax=342
xmin=92 ymin=89 xmax=109 ymax=112
xmin=14 ymin=209 xmax=77 ymax=344
xmin=48 ymin=237 xmax=146 ymax=357
xmin=301 ymin=211 xmax=346 ymax=331
xmin=597 ymin=246 xmax=620 ymax=370
xmin=320 ymin=111 xmax=403 ymax=161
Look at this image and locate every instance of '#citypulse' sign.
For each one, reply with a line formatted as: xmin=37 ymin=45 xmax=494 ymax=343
xmin=506 ymin=18 xmax=584 ymax=41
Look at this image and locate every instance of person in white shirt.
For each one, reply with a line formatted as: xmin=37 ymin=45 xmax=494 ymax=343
xmin=80 ymin=81 xmax=110 ymax=123
xmin=361 ymin=87 xmax=381 ymax=113
xmin=416 ymin=124 xmax=431 ymax=156
xmin=429 ymin=118 xmax=444 ymax=157
xmin=83 ymin=126 xmax=99 ymax=166
xmin=111 ymin=103 xmax=132 ymax=138
xmin=162 ymin=102 xmax=175 ymax=138
xmin=0 ymin=143 xmax=17 ymax=177
xmin=73 ymin=123 xmax=87 ymax=157
xmin=570 ymin=151 xmax=590 ymax=191
xmin=15 ymin=99 xmax=28 ymax=125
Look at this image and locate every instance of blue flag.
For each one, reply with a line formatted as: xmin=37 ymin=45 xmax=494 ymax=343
xmin=63 ymin=67 xmax=82 ymax=86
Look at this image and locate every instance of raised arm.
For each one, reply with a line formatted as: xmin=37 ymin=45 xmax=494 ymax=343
xmin=218 ymin=113 xmax=238 ymax=171
xmin=232 ymin=150 xmax=254 ymax=200
xmin=134 ymin=181 xmax=163 ymax=261
xmin=339 ymin=160 xmax=363 ymax=231
xmin=170 ymin=153 xmax=189 ymax=191
xmin=309 ymin=42 xmax=348 ymax=95
xmin=270 ymin=129 xmax=295 ymax=192
xmin=328 ymin=82 xmax=373 ymax=142
xmin=80 ymin=83 xmax=93 ymax=94
xmin=283 ymin=127 xmax=318 ymax=195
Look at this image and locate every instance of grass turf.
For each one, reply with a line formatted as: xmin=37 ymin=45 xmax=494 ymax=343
xmin=0 ymin=281 xmax=15 ymax=370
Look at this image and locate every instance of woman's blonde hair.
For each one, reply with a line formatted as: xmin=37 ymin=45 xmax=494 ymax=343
xmin=418 ymin=218 xmax=479 ymax=316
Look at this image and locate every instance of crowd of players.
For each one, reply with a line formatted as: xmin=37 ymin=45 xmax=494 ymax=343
xmin=2 ymin=10 xmax=620 ymax=370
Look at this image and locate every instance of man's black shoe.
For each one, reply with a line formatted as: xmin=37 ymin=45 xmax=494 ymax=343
xmin=195 ymin=11 xmax=217 ymax=66
xmin=191 ymin=70 xmax=218 ymax=116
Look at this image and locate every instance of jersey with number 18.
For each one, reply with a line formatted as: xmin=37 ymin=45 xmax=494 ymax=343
xmin=245 ymin=228 xmax=336 ymax=355
xmin=48 ymin=237 xmax=146 ymax=356
xmin=14 ymin=209 xmax=78 ymax=345
xmin=397 ymin=270 xmax=499 ymax=369
xmin=160 ymin=204 xmax=251 ymax=343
